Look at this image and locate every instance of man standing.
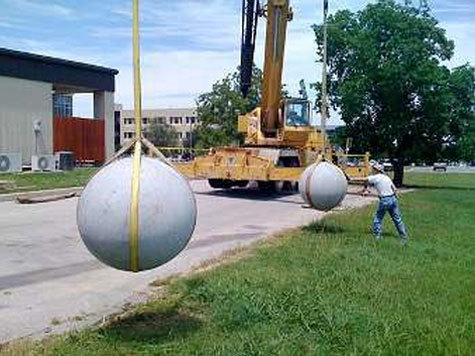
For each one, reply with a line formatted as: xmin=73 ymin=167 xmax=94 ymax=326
xmin=361 ymin=164 xmax=408 ymax=244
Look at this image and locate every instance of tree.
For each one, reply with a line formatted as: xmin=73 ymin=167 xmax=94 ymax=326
xmin=444 ymin=64 xmax=475 ymax=163
xmin=313 ymin=0 xmax=474 ymax=186
xmin=195 ymin=66 xmax=262 ymax=148
xmin=147 ymin=119 xmax=179 ymax=148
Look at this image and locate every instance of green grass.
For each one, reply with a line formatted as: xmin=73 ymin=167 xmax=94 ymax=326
xmin=0 ymin=168 xmax=97 ymax=194
xmin=404 ymin=171 xmax=475 ymax=190
xmin=2 ymin=174 xmax=475 ymax=355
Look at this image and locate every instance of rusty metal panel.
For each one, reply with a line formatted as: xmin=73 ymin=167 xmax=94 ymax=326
xmin=53 ymin=117 xmax=105 ymax=164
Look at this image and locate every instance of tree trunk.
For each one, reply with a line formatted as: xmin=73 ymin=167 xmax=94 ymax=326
xmin=392 ymin=159 xmax=405 ymax=187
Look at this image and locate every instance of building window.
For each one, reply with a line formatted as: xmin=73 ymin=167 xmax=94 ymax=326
xmin=53 ymin=94 xmax=73 ymax=117
xmin=143 ymin=118 xmax=149 ymax=125
xmin=186 ymin=116 xmax=197 ymax=124
xmin=154 ymin=116 xmax=166 ymax=124
xmin=124 ymin=132 xmax=135 ymax=139
xmin=124 ymin=118 xmax=135 ymax=125
xmin=170 ymin=117 xmax=182 ymax=125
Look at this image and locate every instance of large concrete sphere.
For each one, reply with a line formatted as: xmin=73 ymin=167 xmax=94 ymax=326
xmin=299 ymin=162 xmax=348 ymax=211
xmin=77 ymin=157 xmax=197 ymax=272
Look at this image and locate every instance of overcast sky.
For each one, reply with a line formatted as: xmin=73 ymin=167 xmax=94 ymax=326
xmin=0 ymin=0 xmax=473 ymax=124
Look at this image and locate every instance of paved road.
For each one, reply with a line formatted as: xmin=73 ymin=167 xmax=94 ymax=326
xmin=0 ymin=181 xmax=374 ymax=343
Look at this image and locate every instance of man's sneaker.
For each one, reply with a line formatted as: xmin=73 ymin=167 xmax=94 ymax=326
xmin=401 ymin=238 xmax=408 ymax=246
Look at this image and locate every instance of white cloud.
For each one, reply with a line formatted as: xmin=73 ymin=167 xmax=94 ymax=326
xmin=116 ymin=49 xmax=238 ymax=109
xmin=13 ymin=0 xmax=73 ymax=17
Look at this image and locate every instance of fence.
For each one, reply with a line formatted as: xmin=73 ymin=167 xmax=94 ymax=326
xmin=53 ymin=117 xmax=105 ymax=165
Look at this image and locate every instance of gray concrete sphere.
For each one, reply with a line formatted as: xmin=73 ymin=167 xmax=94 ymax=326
xmin=77 ymin=157 xmax=197 ymax=272
xmin=299 ymin=162 xmax=348 ymax=211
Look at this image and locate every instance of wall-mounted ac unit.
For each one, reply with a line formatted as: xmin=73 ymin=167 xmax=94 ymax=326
xmin=32 ymin=155 xmax=55 ymax=172
xmin=55 ymin=151 xmax=75 ymax=171
xmin=0 ymin=153 xmax=22 ymax=173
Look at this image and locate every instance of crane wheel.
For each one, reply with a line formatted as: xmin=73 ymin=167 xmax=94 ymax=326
xmin=209 ymin=179 xmax=248 ymax=189
xmin=235 ymin=180 xmax=249 ymax=188
xmin=257 ymin=181 xmax=276 ymax=192
xmin=208 ymin=179 xmax=227 ymax=189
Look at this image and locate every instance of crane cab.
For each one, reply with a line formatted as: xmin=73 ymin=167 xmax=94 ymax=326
xmin=281 ymin=98 xmax=324 ymax=149
xmin=238 ymin=97 xmax=325 ymax=151
xmin=283 ymin=98 xmax=311 ymax=129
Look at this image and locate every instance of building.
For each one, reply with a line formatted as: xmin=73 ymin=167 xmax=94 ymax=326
xmin=0 ymin=47 xmax=118 ymax=166
xmin=116 ymin=107 xmax=199 ymax=147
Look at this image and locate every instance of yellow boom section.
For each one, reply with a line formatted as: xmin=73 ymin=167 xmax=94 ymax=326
xmin=261 ymin=0 xmax=292 ymax=134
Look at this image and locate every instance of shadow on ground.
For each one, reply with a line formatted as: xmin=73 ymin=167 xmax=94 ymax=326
xmin=303 ymin=221 xmax=346 ymax=235
xmin=101 ymin=308 xmax=202 ymax=345
xmin=195 ymin=187 xmax=301 ymax=204
xmin=304 ymin=220 xmax=401 ymax=240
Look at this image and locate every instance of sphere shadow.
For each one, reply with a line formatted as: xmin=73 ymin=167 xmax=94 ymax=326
xmin=100 ymin=308 xmax=202 ymax=345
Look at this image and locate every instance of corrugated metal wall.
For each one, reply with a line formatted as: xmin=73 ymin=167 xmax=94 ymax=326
xmin=0 ymin=76 xmax=53 ymax=164
xmin=53 ymin=118 xmax=105 ymax=164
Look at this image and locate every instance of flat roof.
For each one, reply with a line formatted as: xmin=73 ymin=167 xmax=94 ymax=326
xmin=0 ymin=47 xmax=118 ymax=92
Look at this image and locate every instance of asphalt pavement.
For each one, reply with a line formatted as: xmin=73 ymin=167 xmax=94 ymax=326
xmin=0 ymin=181 xmax=375 ymax=343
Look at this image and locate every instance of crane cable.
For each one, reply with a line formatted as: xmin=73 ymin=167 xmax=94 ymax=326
xmin=321 ymin=0 xmax=329 ymax=157
xmin=129 ymin=0 xmax=142 ymax=272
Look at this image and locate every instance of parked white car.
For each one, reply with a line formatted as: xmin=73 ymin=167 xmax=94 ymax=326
xmin=433 ymin=162 xmax=448 ymax=172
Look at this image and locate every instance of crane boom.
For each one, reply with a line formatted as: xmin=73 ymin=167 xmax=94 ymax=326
xmin=240 ymin=0 xmax=259 ymax=98
xmin=261 ymin=0 xmax=292 ymax=134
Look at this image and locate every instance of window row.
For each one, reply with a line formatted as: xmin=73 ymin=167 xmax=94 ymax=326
xmin=123 ymin=131 xmax=192 ymax=140
xmin=123 ymin=116 xmax=199 ymax=126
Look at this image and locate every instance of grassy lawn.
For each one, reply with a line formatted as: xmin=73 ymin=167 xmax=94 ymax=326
xmin=404 ymin=171 xmax=475 ymax=190
xmin=0 ymin=168 xmax=97 ymax=194
xmin=2 ymin=173 xmax=475 ymax=355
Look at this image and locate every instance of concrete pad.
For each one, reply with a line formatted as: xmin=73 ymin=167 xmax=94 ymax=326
xmin=0 ymin=180 xmax=376 ymax=343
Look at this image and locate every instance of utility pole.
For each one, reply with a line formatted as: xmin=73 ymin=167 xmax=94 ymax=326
xmin=321 ymin=0 xmax=329 ymax=156
xmin=189 ymin=119 xmax=193 ymax=155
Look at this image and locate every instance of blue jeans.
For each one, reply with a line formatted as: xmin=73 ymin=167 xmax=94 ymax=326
xmin=373 ymin=196 xmax=407 ymax=240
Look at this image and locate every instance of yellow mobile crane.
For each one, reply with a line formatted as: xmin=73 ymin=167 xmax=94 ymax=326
xmin=177 ymin=0 xmax=370 ymax=189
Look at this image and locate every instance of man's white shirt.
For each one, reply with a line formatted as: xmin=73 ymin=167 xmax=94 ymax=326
xmin=367 ymin=174 xmax=396 ymax=197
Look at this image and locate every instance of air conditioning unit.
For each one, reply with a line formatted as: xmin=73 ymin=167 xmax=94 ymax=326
xmin=0 ymin=153 xmax=22 ymax=173
xmin=55 ymin=151 xmax=75 ymax=171
xmin=32 ymin=155 xmax=55 ymax=172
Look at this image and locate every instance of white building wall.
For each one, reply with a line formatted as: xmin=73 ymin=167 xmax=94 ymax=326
xmin=0 ymin=76 xmax=53 ymax=165
xmin=118 ymin=108 xmax=198 ymax=146
xmin=94 ymin=91 xmax=115 ymax=159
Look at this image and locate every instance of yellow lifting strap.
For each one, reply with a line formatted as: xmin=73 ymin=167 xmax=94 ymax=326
xmin=129 ymin=0 xmax=142 ymax=272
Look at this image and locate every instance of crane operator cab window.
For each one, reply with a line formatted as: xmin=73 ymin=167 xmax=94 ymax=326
xmin=285 ymin=100 xmax=311 ymax=127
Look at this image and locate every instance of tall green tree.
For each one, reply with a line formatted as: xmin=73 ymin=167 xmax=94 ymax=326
xmin=146 ymin=119 xmax=179 ymax=148
xmin=313 ymin=0 xmax=474 ymax=186
xmin=195 ymin=66 xmax=262 ymax=148
xmin=444 ymin=64 xmax=475 ymax=162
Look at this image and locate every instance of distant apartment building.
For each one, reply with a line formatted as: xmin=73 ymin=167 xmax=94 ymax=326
xmin=115 ymin=107 xmax=199 ymax=146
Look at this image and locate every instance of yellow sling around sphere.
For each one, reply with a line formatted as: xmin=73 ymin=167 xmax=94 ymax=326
xmin=76 ymin=0 xmax=197 ymax=272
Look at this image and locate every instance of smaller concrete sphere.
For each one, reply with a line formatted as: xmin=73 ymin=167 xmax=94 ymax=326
xmin=299 ymin=162 xmax=348 ymax=211
xmin=77 ymin=157 xmax=197 ymax=272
